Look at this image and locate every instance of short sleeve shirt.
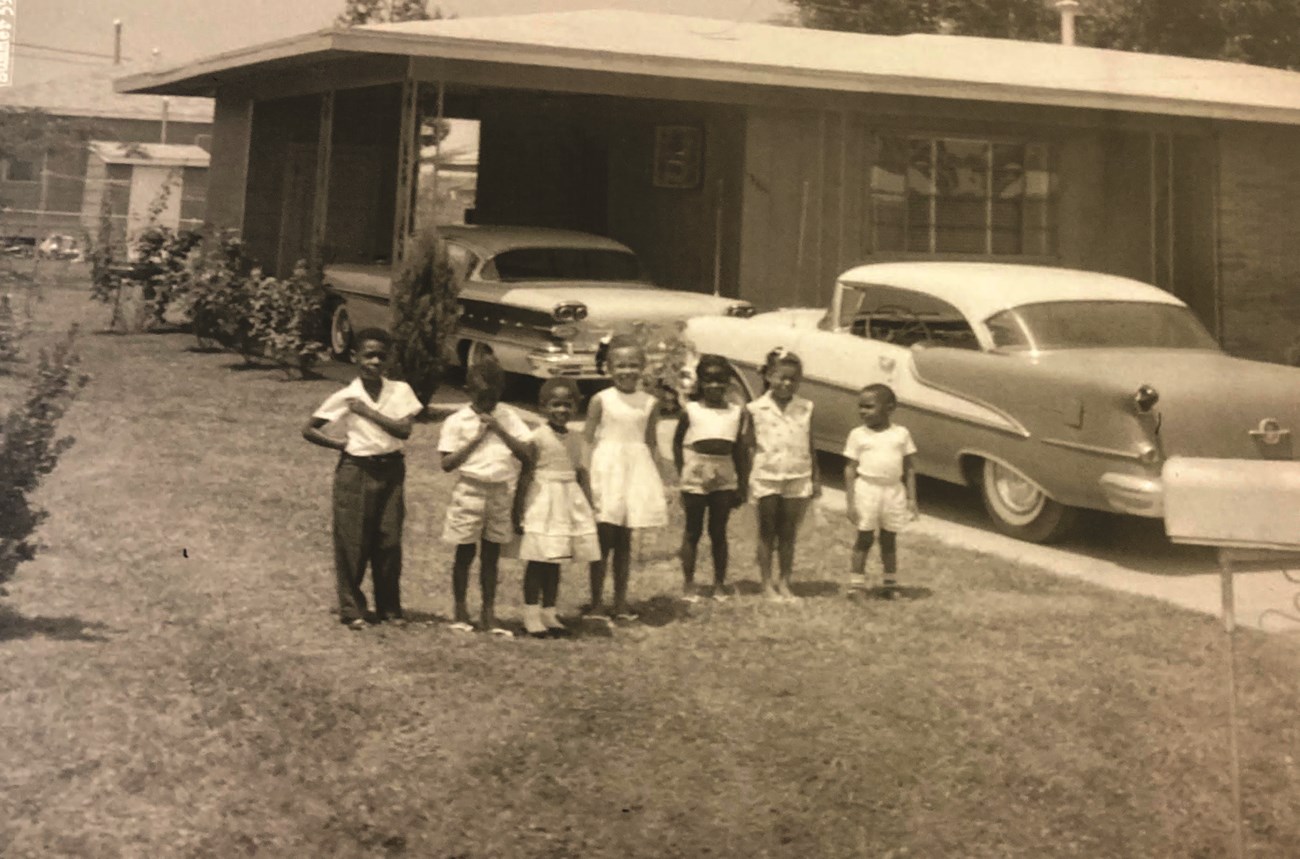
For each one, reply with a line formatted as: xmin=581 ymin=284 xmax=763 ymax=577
xmin=313 ymin=377 xmax=423 ymax=457
xmin=746 ymin=392 xmax=814 ymax=480
xmin=843 ymin=424 xmax=917 ymax=482
xmin=437 ymin=403 xmax=530 ymax=483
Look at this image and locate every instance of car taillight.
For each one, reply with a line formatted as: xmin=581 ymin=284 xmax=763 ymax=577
xmin=1133 ymin=384 xmax=1159 ymax=413
xmin=726 ymin=303 xmax=756 ymax=318
xmin=553 ymin=302 xmax=587 ymax=322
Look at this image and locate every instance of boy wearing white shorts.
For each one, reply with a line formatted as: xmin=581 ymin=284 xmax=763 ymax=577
xmin=438 ymin=356 xmax=530 ymax=634
xmin=843 ymin=383 xmax=918 ymax=597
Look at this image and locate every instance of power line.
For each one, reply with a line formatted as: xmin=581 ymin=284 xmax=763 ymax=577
xmin=14 ymin=41 xmax=121 ymax=59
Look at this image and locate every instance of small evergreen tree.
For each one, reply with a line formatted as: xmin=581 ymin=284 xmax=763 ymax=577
xmin=389 ymin=229 xmax=459 ymax=404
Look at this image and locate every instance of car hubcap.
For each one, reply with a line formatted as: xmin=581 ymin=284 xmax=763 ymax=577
xmin=985 ymin=461 xmax=1046 ymax=525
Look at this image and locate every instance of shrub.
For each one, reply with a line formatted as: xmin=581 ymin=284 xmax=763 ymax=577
xmin=132 ymin=226 xmax=204 ymax=329
xmin=244 ymin=261 xmax=331 ymax=378
xmin=0 ymin=291 xmax=27 ymax=368
xmin=0 ymin=327 xmax=88 ymax=589
xmin=389 ymin=228 xmax=460 ymax=404
xmin=174 ymin=234 xmax=257 ymax=353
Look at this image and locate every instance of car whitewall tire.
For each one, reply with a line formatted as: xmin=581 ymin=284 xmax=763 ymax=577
xmin=329 ymin=303 xmax=353 ymax=361
xmin=978 ymin=459 xmax=1077 ymax=543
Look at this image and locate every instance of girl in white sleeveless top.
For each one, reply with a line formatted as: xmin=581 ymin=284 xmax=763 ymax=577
xmin=584 ymin=336 xmax=667 ymax=620
xmin=672 ymin=354 xmax=749 ymax=602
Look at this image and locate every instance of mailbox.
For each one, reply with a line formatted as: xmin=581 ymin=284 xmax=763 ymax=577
xmin=1163 ymin=457 xmax=1300 ymax=550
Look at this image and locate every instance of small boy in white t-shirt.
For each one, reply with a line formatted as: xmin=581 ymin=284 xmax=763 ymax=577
xmin=438 ymin=356 xmax=530 ymax=635
xmin=843 ymin=383 xmax=918 ymax=597
xmin=303 ymin=328 xmax=424 ymax=629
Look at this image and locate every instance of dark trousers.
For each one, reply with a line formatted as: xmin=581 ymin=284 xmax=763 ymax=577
xmin=332 ymin=453 xmax=405 ymax=622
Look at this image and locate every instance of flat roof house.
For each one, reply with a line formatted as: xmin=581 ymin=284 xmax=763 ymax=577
xmin=119 ymin=10 xmax=1300 ymax=363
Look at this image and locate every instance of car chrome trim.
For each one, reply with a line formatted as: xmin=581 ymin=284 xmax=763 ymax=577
xmin=905 ymin=369 xmax=1031 ymax=438
xmin=1040 ymin=437 xmax=1155 ymax=462
xmin=1098 ymin=473 xmax=1164 ymax=517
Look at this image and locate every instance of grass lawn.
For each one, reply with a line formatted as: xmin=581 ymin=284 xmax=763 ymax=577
xmin=2 ymin=273 xmax=1300 ymax=857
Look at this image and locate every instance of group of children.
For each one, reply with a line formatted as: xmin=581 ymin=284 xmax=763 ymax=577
xmin=304 ymin=328 xmax=919 ymax=637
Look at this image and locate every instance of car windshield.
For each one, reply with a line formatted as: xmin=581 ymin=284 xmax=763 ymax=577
xmin=985 ymin=301 xmax=1220 ymax=351
xmin=483 ymin=248 xmax=644 ymax=282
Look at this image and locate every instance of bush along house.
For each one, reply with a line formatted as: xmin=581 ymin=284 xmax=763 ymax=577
xmin=119 ymin=10 xmax=1300 ymax=364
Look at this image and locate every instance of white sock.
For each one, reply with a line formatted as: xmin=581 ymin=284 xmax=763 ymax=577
xmin=523 ymin=604 xmax=547 ymax=635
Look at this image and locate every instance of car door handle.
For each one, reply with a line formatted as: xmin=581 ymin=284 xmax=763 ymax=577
xmin=879 ymin=356 xmax=896 ymax=371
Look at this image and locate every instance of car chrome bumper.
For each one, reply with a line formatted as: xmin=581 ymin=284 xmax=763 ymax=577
xmin=525 ymin=346 xmax=600 ymax=379
xmin=1099 ymin=473 xmax=1164 ymax=518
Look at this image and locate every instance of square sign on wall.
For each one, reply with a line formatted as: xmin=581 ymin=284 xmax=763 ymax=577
xmin=653 ymin=125 xmax=703 ymax=189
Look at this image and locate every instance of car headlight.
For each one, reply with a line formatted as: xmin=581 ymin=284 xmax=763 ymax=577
xmin=726 ymin=302 xmax=756 ymax=318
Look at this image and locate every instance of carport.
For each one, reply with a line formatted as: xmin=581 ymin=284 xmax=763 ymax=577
xmin=118 ymin=11 xmax=1300 ymax=360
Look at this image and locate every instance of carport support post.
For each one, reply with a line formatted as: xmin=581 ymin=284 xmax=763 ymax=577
xmin=392 ymin=77 xmax=420 ymax=265
xmin=311 ymin=91 xmax=334 ymax=272
xmin=1218 ymin=549 xmax=1246 ymax=859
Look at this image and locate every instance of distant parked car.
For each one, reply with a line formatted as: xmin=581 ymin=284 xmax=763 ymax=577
xmin=37 ymin=233 xmax=84 ymax=261
xmin=684 ymin=262 xmax=1300 ymax=542
xmin=324 ymin=225 xmax=755 ymax=380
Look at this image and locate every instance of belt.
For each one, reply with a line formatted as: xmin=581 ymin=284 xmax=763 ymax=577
xmin=341 ymin=451 xmax=404 ymax=464
xmin=533 ymin=470 xmax=577 ymax=482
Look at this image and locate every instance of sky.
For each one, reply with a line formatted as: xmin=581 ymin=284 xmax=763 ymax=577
xmin=11 ymin=0 xmax=792 ymax=87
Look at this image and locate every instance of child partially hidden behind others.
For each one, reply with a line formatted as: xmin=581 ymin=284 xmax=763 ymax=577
xmin=843 ymin=383 xmax=919 ymax=598
xmin=303 ymin=328 xmax=424 ymax=629
xmin=438 ymin=355 xmax=531 ymax=636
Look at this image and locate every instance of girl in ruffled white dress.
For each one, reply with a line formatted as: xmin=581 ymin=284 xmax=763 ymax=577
xmin=512 ymin=378 xmax=601 ymax=638
xmin=584 ymin=336 xmax=668 ymax=620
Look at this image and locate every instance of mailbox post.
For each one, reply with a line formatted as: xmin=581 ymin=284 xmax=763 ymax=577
xmin=1164 ymin=457 xmax=1300 ymax=859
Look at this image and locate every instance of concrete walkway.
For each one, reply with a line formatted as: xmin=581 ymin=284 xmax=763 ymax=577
xmin=813 ymin=486 xmax=1300 ymax=635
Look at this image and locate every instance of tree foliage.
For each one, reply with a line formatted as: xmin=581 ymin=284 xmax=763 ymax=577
xmin=335 ymin=0 xmax=448 ymax=26
xmin=784 ymin=0 xmax=1300 ymax=69
xmin=0 ymin=107 xmax=103 ymax=163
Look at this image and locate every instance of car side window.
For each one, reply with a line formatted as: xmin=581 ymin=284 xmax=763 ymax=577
xmin=849 ymin=287 xmax=980 ymax=349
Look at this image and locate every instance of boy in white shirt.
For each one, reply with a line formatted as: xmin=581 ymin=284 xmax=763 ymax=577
xmin=303 ymin=328 xmax=424 ymax=629
xmin=843 ymin=383 xmax=918 ymax=597
xmin=438 ymin=355 xmax=530 ymax=635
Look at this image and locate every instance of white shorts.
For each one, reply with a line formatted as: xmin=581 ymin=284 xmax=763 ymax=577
xmin=851 ymin=477 xmax=911 ymax=533
xmin=442 ymin=476 xmax=515 ymax=545
xmin=750 ymin=474 xmax=814 ymax=500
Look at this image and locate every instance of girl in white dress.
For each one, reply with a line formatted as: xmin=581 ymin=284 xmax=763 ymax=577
xmin=512 ymin=378 xmax=600 ymax=638
xmin=585 ymin=335 xmax=668 ymax=620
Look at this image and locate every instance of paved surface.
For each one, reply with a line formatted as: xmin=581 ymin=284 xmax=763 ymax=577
xmin=321 ymin=361 xmax=1300 ymax=635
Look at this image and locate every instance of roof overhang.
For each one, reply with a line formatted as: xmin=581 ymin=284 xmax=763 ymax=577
xmin=115 ymin=12 xmax=1300 ymax=127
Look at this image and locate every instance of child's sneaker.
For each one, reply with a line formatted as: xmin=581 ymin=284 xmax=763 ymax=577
xmin=847 ymin=574 xmax=868 ymax=592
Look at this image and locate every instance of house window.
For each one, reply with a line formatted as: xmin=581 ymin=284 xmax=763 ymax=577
xmin=2 ymin=157 xmax=39 ymax=182
xmin=871 ymin=135 xmax=1056 ymax=257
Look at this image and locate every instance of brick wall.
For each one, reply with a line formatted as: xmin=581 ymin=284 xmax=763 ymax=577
xmin=1216 ymin=121 xmax=1300 ymax=364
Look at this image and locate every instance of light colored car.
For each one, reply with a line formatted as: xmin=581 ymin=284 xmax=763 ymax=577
xmin=684 ymin=261 xmax=1300 ymax=542
xmin=324 ymin=225 xmax=754 ymax=380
